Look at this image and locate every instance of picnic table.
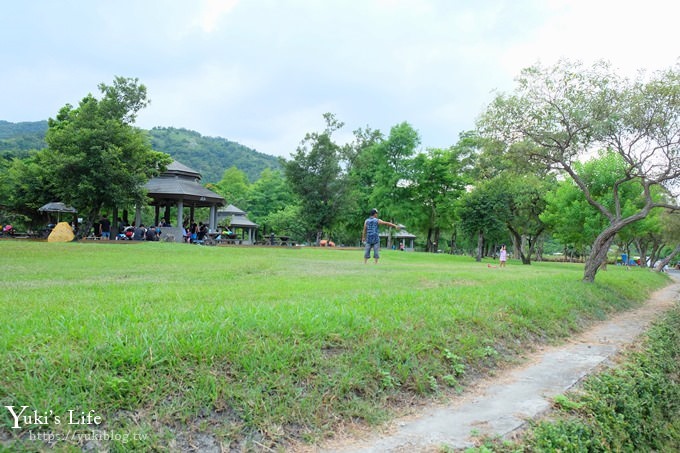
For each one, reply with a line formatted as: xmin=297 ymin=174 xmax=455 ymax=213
xmin=205 ymin=232 xmax=241 ymax=245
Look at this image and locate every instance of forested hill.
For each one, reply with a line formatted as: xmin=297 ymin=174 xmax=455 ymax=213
xmin=0 ymin=121 xmax=281 ymax=183
xmin=0 ymin=120 xmax=48 ymax=159
xmin=147 ymin=127 xmax=280 ymax=183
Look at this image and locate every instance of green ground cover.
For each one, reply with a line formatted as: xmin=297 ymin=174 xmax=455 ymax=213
xmin=465 ymin=306 xmax=680 ymax=453
xmin=0 ymin=241 xmax=671 ymax=451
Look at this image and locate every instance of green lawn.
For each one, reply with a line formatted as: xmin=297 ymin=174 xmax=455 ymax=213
xmin=0 ymin=241 xmax=671 ymax=451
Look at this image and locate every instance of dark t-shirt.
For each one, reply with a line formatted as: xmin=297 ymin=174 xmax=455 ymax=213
xmin=100 ymin=218 xmax=111 ymax=233
xmin=132 ymin=227 xmax=146 ymax=241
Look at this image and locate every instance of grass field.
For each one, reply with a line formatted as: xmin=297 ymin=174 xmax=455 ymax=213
xmin=0 ymin=241 xmax=671 ymax=451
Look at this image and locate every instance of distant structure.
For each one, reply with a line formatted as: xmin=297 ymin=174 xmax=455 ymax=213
xmin=143 ymin=160 xmax=225 ymax=232
xmin=380 ymin=225 xmax=417 ymax=251
xmin=217 ymin=204 xmax=259 ymax=245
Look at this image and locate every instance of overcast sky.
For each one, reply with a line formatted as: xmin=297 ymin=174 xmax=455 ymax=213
xmin=2 ymin=0 xmax=678 ymax=158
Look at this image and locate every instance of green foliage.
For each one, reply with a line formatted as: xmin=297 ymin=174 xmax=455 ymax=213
xmin=541 ymin=151 xmax=666 ymax=256
xmin=456 ymin=181 xmax=510 ymax=260
xmin=261 ymin=203 xmax=305 ymax=239
xmin=409 ymin=144 xmax=471 ymax=252
xmin=368 ymin=122 xmax=420 ymax=223
xmin=283 ymin=113 xmax=348 ymax=242
xmin=43 ymin=77 xmax=172 ymax=231
xmin=245 ymin=168 xmax=297 ymax=226
xmin=207 ymin=166 xmax=250 ymax=208
xmin=0 ymin=120 xmax=47 ymax=159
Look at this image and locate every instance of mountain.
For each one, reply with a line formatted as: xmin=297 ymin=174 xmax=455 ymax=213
xmin=0 ymin=120 xmax=48 ymax=159
xmin=147 ymin=127 xmax=280 ymax=183
xmin=0 ymin=121 xmax=280 ymax=183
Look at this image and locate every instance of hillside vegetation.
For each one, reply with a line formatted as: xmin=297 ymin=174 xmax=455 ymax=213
xmin=0 ymin=121 xmax=280 ymax=183
xmin=0 ymin=120 xmax=48 ymax=159
xmin=147 ymin=127 xmax=280 ymax=183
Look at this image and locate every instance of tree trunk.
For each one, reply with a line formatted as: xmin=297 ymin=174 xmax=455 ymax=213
xmin=648 ymin=239 xmax=663 ymax=268
xmin=475 ymin=231 xmax=483 ymax=262
xmin=433 ymin=227 xmax=441 ymax=253
xmin=535 ymin=236 xmax=544 ymax=261
xmin=635 ymin=238 xmax=649 ymax=268
xmin=655 ymin=244 xmax=680 ymax=272
xmin=508 ymin=227 xmax=534 ymax=264
xmin=583 ymin=230 xmax=617 ymax=283
xmin=449 ymin=230 xmax=457 ymax=255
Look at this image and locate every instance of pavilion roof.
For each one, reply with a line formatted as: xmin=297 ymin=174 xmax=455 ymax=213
xmin=225 ymin=215 xmax=258 ymax=228
xmin=144 ymin=160 xmax=225 ymax=207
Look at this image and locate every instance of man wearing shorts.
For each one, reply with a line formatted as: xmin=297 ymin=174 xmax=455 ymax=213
xmin=362 ymin=208 xmax=399 ymax=264
xmin=99 ymin=214 xmax=111 ymax=240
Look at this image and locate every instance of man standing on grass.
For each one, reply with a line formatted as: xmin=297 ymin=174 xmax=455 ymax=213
xmin=362 ymin=208 xmax=399 ymax=264
xmin=99 ymin=214 xmax=111 ymax=240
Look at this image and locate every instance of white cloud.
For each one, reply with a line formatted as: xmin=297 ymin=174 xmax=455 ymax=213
xmin=193 ymin=0 xmax=240 ymax=33
xmin=2 ymin=0 xmax=678 ymax=158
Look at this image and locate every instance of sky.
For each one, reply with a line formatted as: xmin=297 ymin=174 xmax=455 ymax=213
xmin=2 ymin=0 xmax=679 ymax=158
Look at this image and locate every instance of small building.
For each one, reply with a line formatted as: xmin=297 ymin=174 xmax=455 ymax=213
xmin=143 ymin=160 xmax=225 ymax=234
xmin=217 ymin=204 xmax=259 ymax=245
xmin=380 ymin=225 xmax=417 ymax=251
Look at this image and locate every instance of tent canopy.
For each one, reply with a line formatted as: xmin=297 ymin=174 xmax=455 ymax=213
xmin=38 ymin=202 xmax=77 ymax=213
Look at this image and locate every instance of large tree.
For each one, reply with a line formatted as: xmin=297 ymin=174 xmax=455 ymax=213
xmin=456 ymin=182 xmax=509 ymax=261
xmin=410 ymin=146 xmax=471 ymax=252
xmin=499 ymin=174 xmax=551 ymax=264
xmin=479 ymin=60 xmax=680 ymax=282
xmin=283 ymin=113 xmax=347 ymax=243
xmin=654 ymin=210 xmax=680 ymax=271
xmin=245 ymin=168 xmax=297 ymax=224
xmin=208 ymin=166 xmax=250 ymax=208
xmin=44 ymin=77 xmax=171 ymax=235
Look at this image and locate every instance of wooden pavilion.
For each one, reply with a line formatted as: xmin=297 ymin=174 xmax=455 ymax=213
xmin=217 ymin=204 xmax=259 ymax=245
xmin=141 ymin=160 xmax=225 ymax=235
xmin=380 ymin=225 xmax=417 ymax=251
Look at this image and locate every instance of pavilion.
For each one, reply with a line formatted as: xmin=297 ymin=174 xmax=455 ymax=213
xmin=217 ymin=204 xmax=259 ymax=245
xmin=380 ymin=225 xmax=417 ymax=251
xmin=140 ymin=160 xmax=225 ymax=236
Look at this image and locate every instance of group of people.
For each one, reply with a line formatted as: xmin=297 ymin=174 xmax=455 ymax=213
xmin=118 ymin=223 xmax=161 ymax=241
xmin=91 ymin=215 xmax=236 ymax=244
xmin=183 ymin=221 xmax=208 ymax=243
xmin=182 ymin=221 xmax=234 ymax=244
xmin=90 ymin=215 xmax=164 ymax=241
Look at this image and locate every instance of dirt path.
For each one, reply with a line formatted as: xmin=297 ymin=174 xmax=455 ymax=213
xmin=315 ymin=271 xmax=680 ymax=453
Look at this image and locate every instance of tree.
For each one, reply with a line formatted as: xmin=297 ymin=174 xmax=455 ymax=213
xmin=369 ymin=122 xmax=420 ymax=220
xmin=654 ymin=210 xmax=680 ymax=271
xmin=264 ymin=204 xmax=307 ymax=242
xmin=498 ymin=174 xmax=552 ymax=264
xmin=283 ymin=113 xmax=347 ymax=244
xmin=208 ymin=166 xmax=250 ymax=208
xmin=479 ymin=60 xmax=680 ymax=282
xmin=246 ymin=168 xmax=297 ymax=224
xmin=342 ymin=126 xmax=385 ymax=243
xmin=43 ymin=77 xmax=171 ymax=236
xmin=0 ymin=152 xmax=56 ymax=229
xmin=410 ymin=146 xmax=471 ymax=252
xmin=456 ymin=182 xmax=509 ymax=261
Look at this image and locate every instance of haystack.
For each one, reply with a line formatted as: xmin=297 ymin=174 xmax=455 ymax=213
xmin=47 ymin=222 xmax=75 ymax=242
